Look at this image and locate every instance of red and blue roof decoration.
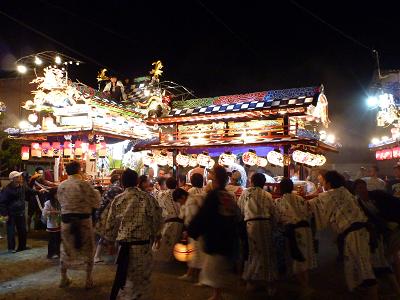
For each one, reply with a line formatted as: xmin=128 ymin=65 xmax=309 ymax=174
xmin=167 ymin=86 xmax=323 ymax=118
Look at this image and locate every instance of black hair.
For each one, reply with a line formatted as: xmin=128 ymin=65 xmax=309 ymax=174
xmin=178 ymin=174 xmax=187 ymax=184
xmin=353 ymin=179 xmax=367 ymax=188
xmin=35 ymin=166 xmax=44 ymax=173
xmin=65 ymin=161 xmax=80 ymax=175
xmin=251 ymin=173 xmax=266 ymax=188
xmin=324 ymin=170 xmax=345 ymax=189
xmin=213 ymin=165 xmax=229 ymax=189
xmin=371 ymin=165 xmax=379 ymax=172
xmin=190 ymin=173 xmax=204 ymax=188
xmin=279 ymin=177 xmax=294 ymax=195
xmin=121 ymin=168 xmax=138 ymax=188
xmin=158 ymin=177 xmax=166 ymax=186
xmin=138 ymin=175 xmax=148 ymax=190
xmin=110 ymin=174 xmax=120 ymax=184
xmin=48 ymin=187 xmax=60 ymax=211
xmin=166 ymin=177 xmax=177 ymax=189
xmin=172 ymin=188 xmax=188 ymax=202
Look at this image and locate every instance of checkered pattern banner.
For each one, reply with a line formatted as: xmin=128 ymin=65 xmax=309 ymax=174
xmin=168 ymin=94 xmax=316 ymax=117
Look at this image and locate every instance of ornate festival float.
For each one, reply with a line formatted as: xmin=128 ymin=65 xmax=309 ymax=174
xmin=6 ymin=52 xmax=193 ymax=183
xmin=136 ymin=84 xmax=339 ymax=196
xmin=367 ymin=71 xmax=400 ymax=166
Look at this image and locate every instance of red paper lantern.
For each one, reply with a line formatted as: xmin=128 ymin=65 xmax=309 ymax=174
xmin=63 ymin=141 xmax=72 ymax=158
xmin=98 ymin=142 xmax=107 ymax=158
xmin=89 ymin=144 xmax=97 ymax=161
xmin=41 ymin=142 xmax=53 ymax=157
xmin=52 ymin=142 xmax=61 ymax=157
xmin=393 ymin=147 xmax=400 ymax=159
xmin=21 ymin=146 xmax=30 ymax=160
xmin=74 ymin=140 xmax=83 ymax=157
xmin=31 ymin=143 xmax=42 ymax=158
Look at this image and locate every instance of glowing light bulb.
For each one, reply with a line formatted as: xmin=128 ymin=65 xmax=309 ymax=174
xmin=34 ymin=56 xmax=43 ymax=65
xmin=19 ymin=120 xmax=30 ymax=129
xmin=367 ymin=96 xmax=378 ymax=108
xmin=55 ymin=56 xmax=62 ymax=64
xmin=17 ymin=65 xmax=27 ymax=74
xmin=28 ymin=113 xmax=38 ymax=123
xmin=371 ymin=138 xmax=380 ymax=145
xmin=326 ymin=134 xmax=335 ymax=144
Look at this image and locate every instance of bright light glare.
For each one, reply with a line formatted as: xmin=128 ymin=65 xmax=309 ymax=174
xmin=19 ymin=120 xmax=30 ymax=129
xmin=76 ymin=62 xmax=80 ymax=66
xmin=34 ymin=56 xmax=43 ymax=65
xmin=371 ymin=138 xmax=380 ymax=144
xmin=55 ymin=56 xmax=62 ymax=64
xmin=17 ymin=65 xmax=27 ymax=74
xmin=327 ymin=134 xmax=335 ymax=144
xmin=367 ymin=96 xmax=378 ymax=107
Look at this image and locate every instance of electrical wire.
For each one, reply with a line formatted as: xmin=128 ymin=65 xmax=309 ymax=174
xmin=0 ymin=8 xmax=122 ymax=75
xmin=290 ymin=0 xmax=374 ymax=52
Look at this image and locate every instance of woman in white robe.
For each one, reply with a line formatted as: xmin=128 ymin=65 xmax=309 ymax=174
xmin=308 ymin=171 xmax=378 ymax=300
xmin=274 ymin=178 xmax=316 ymax=289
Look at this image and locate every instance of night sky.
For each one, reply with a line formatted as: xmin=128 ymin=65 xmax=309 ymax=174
xmin=0 ymin=1 xmax=399 ymax=163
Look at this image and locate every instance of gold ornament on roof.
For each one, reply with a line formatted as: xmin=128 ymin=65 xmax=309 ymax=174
xmin=150 ymin=60 xmax=163 ymax=81
xmin=97 ymin=68 xmax=109 ymax=82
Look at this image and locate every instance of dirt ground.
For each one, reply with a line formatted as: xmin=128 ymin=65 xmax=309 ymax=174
xmin=0 ymin=230 xmax=398 ymax=300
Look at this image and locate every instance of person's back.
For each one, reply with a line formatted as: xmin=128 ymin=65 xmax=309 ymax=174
xmin=238 ymin=186 xmax=273 ymax=222
xmin=311 ymin=186 xmax=366 ymax=234
xmin=58 ymin=175 xmax=99 ymax=214
xmin=275 ymin=193 xmax=310 ymax=224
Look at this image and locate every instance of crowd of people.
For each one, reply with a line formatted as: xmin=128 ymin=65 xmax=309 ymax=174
xmin=0 ymin=162 xmax=400 ymax=300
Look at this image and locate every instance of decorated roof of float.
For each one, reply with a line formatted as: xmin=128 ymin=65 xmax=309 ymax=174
xmin=146 ymin=85 xmax=330 ymax=126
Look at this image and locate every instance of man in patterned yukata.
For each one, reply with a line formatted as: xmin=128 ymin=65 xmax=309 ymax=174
xmin=308 ymin=171 xmax=378 ymax=300
xmin=105 ymin=168 xmax=162 ymax=300
xmin=238 ymin=173 xmax=277 ymax=294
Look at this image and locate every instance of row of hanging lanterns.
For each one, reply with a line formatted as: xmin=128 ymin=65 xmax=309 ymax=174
xmin=21 ymin=141 xmax=107 ymax=161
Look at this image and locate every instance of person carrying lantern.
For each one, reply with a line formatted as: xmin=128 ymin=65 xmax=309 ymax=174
xmin=178 ymin=173 xmax=206 ymax=284
xmin=154 ymin=177 xmax=183 ymax=262
xmin=188 ymin=165 xmax=245 ymax=300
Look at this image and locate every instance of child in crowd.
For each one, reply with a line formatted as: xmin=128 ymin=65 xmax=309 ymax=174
xmin=42 ymin=188 xmax=61 ymax=259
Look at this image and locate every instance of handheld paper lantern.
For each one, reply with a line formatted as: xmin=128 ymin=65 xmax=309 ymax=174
xmin=173 ymin=241 xmax=194 ymax=262
xmin=41 ymin=142 xmax=53 ymax=157
xmin=98 ymin=142 xmax=107 ymax=158
xmin=21 ymin=146 xmax=30 ymax=160
xmin=143 ymin=153 xmax=155 ymax=166
xmin=218 ymin=151 xmax=236 ymax=167
xmin=257 ymin=157 xmax=268 ymax=167
xmin=74 ymin=140 xmax=83 ymax=157
xmin=267 ymin=150 xmax=283 ymax=167
xmin=52 ymin=142 xmax=61 ymax=157
xmin=63 ymin=141 xmax=72 ymax=158
xmin=197 ymin=151 xmax=211 ymax=167
xmin=189 ymin=154 xmax=198 ymax=167
xmin=31 ymin=143 xmax=42 ymax=158
xmin=242 ymin=149 xmax=258 ymax=166
xmin=88 ymin=144 xmax=97 ymax=161
xmin=176 ymin=153 xmax=189 ymax=167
